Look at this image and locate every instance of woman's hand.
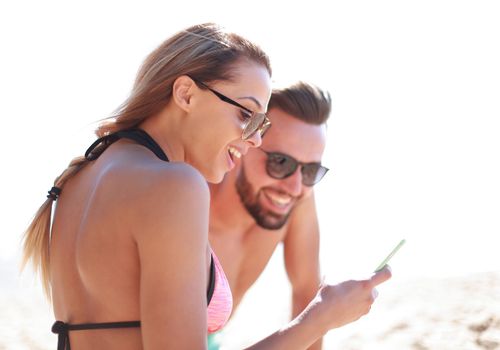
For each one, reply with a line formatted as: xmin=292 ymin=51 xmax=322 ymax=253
xmin=301 ymin=266 xmax=392 ymax=334
xmin=245 ymin=267 xmax=392 ymax=350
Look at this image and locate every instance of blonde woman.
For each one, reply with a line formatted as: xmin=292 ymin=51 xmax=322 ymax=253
xmin=23 ymin=23 xmax=390 ymax=350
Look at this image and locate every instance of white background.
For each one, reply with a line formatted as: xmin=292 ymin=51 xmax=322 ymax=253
xmin=1 ymin=0 xmax=499 ymax=348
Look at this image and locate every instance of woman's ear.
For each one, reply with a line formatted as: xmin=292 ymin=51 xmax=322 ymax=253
xmin=171 ymin=75 xmax=195 ymax=112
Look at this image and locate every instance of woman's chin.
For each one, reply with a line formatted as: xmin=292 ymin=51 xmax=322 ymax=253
xmin=204 ymin=168 xmax=226 ymax=184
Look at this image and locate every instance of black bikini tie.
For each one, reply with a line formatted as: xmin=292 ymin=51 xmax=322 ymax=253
xmin=47 ymin=186 xmax=62 ymax=201
xmin=52 ymin=320 xmax=142 ymax=350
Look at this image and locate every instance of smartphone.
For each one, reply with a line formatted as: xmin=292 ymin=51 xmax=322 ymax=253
xmin=374 ymin=239 xmax=406 ymax=272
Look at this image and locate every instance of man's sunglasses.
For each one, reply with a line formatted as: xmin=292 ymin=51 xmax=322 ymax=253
xmin=258 ymin=148 xmax=329 ymax=186
xmin=191 ymin=78 xmax=271 ymax=141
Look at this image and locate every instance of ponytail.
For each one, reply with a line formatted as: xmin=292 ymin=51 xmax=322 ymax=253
xmin=21 ymin=156 xmax=89 ymax=298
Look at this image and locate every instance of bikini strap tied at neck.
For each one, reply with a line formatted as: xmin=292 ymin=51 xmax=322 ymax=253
xmin=84 ymin=129 xmax=169 ymax=162
xmin=46 ymin=129 xmax=168 ymax=202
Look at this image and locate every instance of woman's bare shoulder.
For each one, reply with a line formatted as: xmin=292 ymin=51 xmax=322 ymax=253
xmin=107 ymin=156 xmax=209 ymax=237
xmin=134 ymin=160 xmax=209 ymax=208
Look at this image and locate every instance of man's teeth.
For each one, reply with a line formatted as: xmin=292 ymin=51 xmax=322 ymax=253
xmin=228 ymin=147 xmax=242 ymax=159
xmin=267 ymin=193 xmax=291 ymax=206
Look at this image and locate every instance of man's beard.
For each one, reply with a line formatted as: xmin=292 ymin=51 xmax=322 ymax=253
xmin=235 ymin=166 xmax=293 ymax=230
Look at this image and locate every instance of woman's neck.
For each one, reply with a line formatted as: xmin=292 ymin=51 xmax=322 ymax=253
xmin=139 ymin=105 xmax=186 ymax=163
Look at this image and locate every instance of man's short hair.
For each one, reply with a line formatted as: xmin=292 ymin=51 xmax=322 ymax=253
xmin=268 ymin=82 xmax=332 ymax=125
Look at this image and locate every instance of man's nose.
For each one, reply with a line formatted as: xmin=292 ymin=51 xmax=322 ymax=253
xmin=280 ymin=167 xmax=303 ymax=197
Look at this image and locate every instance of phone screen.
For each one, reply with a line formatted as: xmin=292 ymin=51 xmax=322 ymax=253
xmin=374 ymin=239 xmax=406 ymax=272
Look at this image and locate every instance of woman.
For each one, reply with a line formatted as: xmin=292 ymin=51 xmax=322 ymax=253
xmin=23 ymin=23 xmax=390 ymax=349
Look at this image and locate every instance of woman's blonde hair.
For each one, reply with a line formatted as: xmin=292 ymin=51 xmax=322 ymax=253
xmin=22 ymin=23 xmax=272 ymax=297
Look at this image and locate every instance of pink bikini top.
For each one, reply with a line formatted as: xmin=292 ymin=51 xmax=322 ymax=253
xmin=207 ymin=250 xmax=233 ymax=333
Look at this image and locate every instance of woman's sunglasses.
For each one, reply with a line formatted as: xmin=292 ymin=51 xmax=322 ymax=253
xmin=258 ymin=148 xmax=329 ymax=186
xmin=191 ymin=78 xmax=271 ymax=141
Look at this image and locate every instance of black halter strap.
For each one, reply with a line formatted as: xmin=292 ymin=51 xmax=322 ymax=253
xmin=47 ymin=129 xmax=168 ymax=202
xmin=84 ymin=129 xmax=169 ymax=162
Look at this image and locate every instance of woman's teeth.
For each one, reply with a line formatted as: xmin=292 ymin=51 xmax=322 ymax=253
xmin=228 ymin=147 xmax=242 ymax=159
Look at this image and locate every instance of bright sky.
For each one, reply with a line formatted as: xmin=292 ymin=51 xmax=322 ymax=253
xmin=1 ymin=0 xmax=499 ymax=286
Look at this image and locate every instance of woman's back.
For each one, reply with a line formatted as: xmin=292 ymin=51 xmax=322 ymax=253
xmin=49 ymin=139 xmax=211 ymax=349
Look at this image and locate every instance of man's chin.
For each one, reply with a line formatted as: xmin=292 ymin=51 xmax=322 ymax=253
xmin=255 ymin=212 xmax=289 ymax=230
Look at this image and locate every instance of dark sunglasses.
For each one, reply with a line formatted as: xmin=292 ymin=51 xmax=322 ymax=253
xmin=191 ymin=78 xmax=271 ymax=141
xmin=258 ymin=148 xmax=329 ymax=186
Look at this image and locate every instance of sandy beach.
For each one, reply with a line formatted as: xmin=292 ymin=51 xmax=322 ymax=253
xmin=320 ymin=270 xmax=500 ymax=350
xmin=5 ymin=264 xmax=498 ymax=350
xmin=217 ymin=270 xmax=500 ymax=350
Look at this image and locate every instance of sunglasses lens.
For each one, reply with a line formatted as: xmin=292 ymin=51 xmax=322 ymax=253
xmin=259 ymin=118 xmax=272 ymax=138
xmin=266 ymin=153 xmax=297 ymax=179
xmin=302 ymin=164 xmax=329 ymax=186
xmin=264 ymin=150 xmax=329 ymax=186
xmin=242 ymin=113 xmax=266 ymax=140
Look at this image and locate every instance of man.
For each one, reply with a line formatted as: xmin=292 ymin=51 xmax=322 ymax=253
xmin=209 ymin=82 xmax=331 ymax=349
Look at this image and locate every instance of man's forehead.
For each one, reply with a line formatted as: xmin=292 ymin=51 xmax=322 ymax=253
xmin=266 ymin=107 xmax=326 ymax=132
xmin=262 ymin=111 xmax=327 ymax=161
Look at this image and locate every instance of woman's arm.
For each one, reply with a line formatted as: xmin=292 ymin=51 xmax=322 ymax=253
xmin=133 ymin=164 xmax=211 ymax=349
xmin=245 ymin=267 xmax=392 ymax=350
